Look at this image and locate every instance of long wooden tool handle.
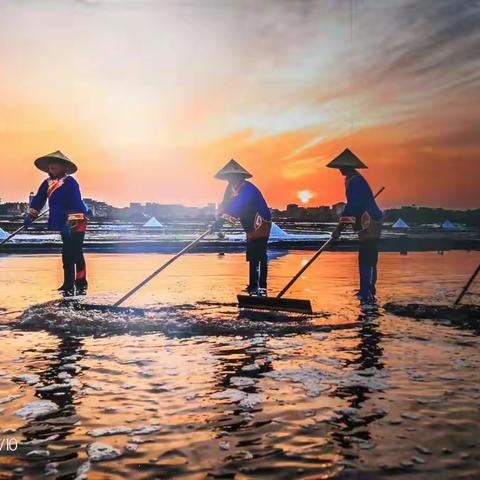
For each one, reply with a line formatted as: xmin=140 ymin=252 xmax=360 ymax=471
xmin=0 ymin=210 xmax=49 ymax=247
xmin=453 ymin=263 xmax=480 ymax=306
xmin=276 ymin=237 xmax=335 ymax=298
xmin=113 ymin=227 xmax=214 ymax=307
xmin=276 ymin=186 xmax=385 ymax=299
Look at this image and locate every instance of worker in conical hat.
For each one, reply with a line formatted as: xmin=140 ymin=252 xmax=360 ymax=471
xmin=327 ymin=148 xmax=383 ymax=303
xmin=213 ymin=159 xmax=272 ymax=296
xmin=25 ymin=151 xmax=89 ymax=297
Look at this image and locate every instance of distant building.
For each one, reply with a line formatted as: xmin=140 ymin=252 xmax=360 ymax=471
xmin=129 ymin=202 xmax=144 ymax=215
xmin=331 ymin=202 xmax=346 ymax=219
xmin=199 ymin=203 xmax=216 ymax=219
xmin=271 ymin=208 xmax=283 ymax=220
xmin=84 ymin=198 xmax=109 ymax=218
xmin=0 ymin=202 xmax=28 ymax=218
xmin=305 ymin=206 xmax=331 ymax=221
xmin=286 ymin=204 xmax=300 ymax=214
xmin=286 ymin=204 xmax=302 ymax=220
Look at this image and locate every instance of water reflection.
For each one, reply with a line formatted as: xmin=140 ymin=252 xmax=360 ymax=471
xmin=204 ymin=336 xmax=277 ymax=477
xmin=213 ymin=336 xmax=273 ymax=427
xmin=0 ymin=251 xmax=479 ymax=479
xmin=329 ymin=307 xmax=386 ymax=458
xmin=15 ymin=334 xmax=86 ymax=477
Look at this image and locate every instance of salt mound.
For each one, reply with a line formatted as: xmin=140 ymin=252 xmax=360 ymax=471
xmin=392 ymin=218 xmax=409 ymax=229
xmin=441 ymin=220 xmax=456 ymax=229
xmin=143 ymin=217 xmax=163 ymax=228
xmin=269 ymin=223 xmax=290 ymax=239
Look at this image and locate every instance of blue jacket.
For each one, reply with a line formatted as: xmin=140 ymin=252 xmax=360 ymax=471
xmin=340 ymin=173 xmax=382 ymax=231
xmin=29 ymin=176 xmax=88 ymax=231
xmin=219 ymin=181 xmax=271 ymax=239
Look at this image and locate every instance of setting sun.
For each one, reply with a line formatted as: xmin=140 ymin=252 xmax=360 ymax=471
xmin=297 ymin=190 xmax=314 ymax=204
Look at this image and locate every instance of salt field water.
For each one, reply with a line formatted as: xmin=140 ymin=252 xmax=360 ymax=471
xmin=0 ymin=251 xmax=479 ymax=479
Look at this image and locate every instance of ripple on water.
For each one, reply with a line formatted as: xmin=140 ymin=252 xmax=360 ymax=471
xmin=1 ymin=251 xmax=480 ymax=479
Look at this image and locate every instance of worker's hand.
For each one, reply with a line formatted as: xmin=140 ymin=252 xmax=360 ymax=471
xmin=211 ymin=218 xmax=225 ymax=232
xmin=23 ymin=214 xmax=34 ymax=228
xmin=60 ymin=225 xmax=72 ymax=237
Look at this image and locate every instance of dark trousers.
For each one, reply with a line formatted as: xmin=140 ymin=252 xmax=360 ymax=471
xmin=358 ymin=239 xmax=379 ymax=297
xmin=61 ymin=232 xmax=87 ymax=289
xmin=249 ymin=260 xmax=268 ymax=290
xmin=246 ymin=238 xmax=268 ymax=291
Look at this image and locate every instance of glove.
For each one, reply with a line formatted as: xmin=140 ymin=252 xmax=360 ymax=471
xmin=23 ymin=215 xmax=34 ymax=228
xmin=211 ymin=218 xmax=225 ymax=232
xmin=61 ymin=225 xmax=72 ymax=237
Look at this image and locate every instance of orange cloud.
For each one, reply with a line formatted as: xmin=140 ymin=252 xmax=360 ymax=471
xmin=0 ymin=0 xmax=478 ymax=210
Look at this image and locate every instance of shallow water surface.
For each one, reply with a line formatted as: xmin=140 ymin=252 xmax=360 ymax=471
xmin=0 ymin=250 xmax=479 ymax=479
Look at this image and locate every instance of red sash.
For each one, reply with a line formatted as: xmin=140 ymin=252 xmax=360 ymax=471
xmin=47 ymin=176 xmax=67 ymax=197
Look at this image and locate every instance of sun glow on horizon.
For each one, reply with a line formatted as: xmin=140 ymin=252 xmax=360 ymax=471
xmin=297 ymin=190 xmax=314 ymax=204
xmin=0 ymin=1 xmax=478 ymax=209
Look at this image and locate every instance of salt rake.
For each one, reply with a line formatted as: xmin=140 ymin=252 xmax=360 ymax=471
xmin=237 ymin=236 xmax=334 ymax=314
xmin=239 ymin=186 xmax=386 ymax=314
xmin=70 ymin=227 xmax=214 ymax=314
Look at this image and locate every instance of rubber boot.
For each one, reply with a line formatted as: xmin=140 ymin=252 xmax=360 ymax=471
xmin=75 ymin=279 xmax=88 ymax=296
xmin=359 ymin=266 xmax=374 ymax=302
xmin=61 ymin=288 xmax=76 ymax=298
xmin=59 ymin=280 xmax=75 ymax=297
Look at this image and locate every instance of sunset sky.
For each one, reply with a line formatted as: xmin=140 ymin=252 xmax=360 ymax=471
xmin=0 ymin=0 xmax=479 ymax=209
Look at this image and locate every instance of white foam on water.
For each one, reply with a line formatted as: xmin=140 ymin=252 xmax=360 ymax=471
xmin=88 ymin=426 xmax=132 ymax=437
xmin=211 ymin=388 xmax=263 ymax=408
xmin=14 ymin=299 xmax=331 ymax=337
xmin=87 ymin=442 xmax=122 ymax=462
xmin=14 ymin=400 xmax=59 ymax=419
xmin=11 ymin=374 xmax=40 ymax=385
xmin=0 ymin=394 xmax=24 ymax=405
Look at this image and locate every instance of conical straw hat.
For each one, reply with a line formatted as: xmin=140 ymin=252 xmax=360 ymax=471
xmin=326 ymin=148 xmax=367 ymax=169
xmin=214 ymin=159 xmax=252 ymax=180
xmin=34 ymin=150 xmax=78 ymax=174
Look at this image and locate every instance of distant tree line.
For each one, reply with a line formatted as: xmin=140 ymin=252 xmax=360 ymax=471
xmin=1 ymin=199 xmax=479 ymax=227
xmin=383 ymin=207 xmax=480 ymax=227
